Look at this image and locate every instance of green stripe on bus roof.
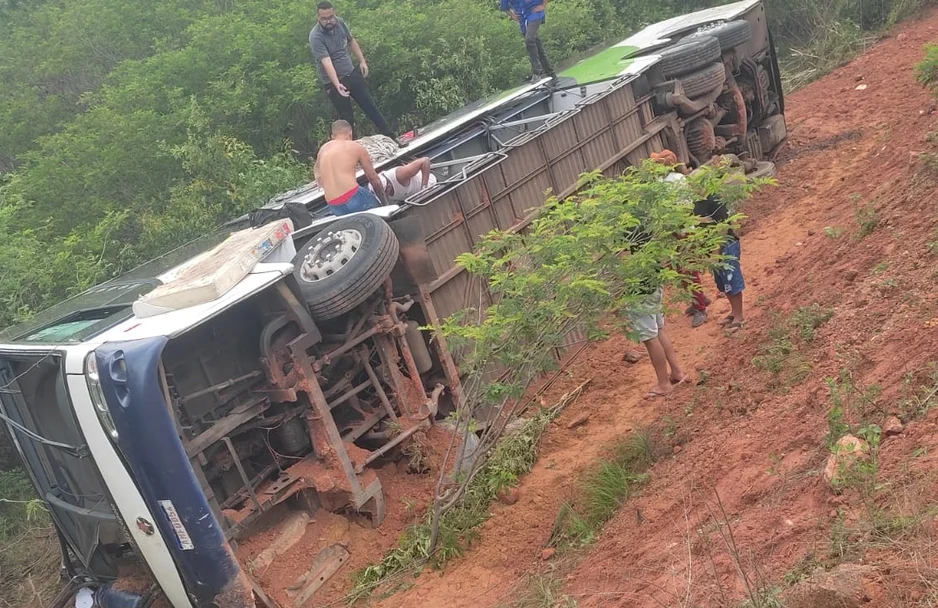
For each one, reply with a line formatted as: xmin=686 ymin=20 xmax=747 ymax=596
xmin=560 ymin=44 xmax=640 ymax=84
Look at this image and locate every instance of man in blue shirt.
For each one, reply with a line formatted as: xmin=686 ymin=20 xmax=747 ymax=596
xmin=501 ymin=0 xmax=555 ymax=82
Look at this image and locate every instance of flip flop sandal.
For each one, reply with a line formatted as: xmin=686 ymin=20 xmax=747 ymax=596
xmin=670 ymin=375 xmax=692 ymax=386
xmin=724 ymin=321 xmax=745 ymax=334
xmin=644 ymin=389 xmax=671 ymax=400
xmin=719 ymin=315 xmax=735 ymax=327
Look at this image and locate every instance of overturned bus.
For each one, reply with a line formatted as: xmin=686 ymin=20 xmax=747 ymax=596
xmin=0 ymin=2 xmax=785 ymax=606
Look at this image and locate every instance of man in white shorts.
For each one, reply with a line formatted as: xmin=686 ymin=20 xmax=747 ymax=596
xmin=373 ymin=157 xmax=437 ymax=203
xmin=625 ymin=225 xmax=688 ymax=401
xmin=627 ymin=286 xmax=687 ymax=400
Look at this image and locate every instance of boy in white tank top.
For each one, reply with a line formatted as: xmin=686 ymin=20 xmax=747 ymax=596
xmin=371 ymin=157 xmax=437 ymax=203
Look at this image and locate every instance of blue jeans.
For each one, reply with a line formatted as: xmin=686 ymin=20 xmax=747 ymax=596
xmin=328 ymin=187 xmax=381 ymax=216
xmin=713 ymin=239 xmax=745 ymax=296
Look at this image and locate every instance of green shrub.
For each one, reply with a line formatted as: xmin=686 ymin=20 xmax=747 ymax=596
xmin=918 ymin=44 xmax=938 ymax=90
xmin=0 ymin=468 xmax=45 ymax=539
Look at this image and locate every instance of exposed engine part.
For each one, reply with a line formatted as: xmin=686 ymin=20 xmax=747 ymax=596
xmin=205 ymin=435 xmax=265 ymax=477
xmin=273 ymin=417 xmax=311 ymax=456
xmin=655 ymin=79 xmax=722 ymax=118
xmin=745 ymin=129 xmax=764 ymax=160
xmin=738 ymin=57 xmax=771 ymax=123
xmin=198 ymin=277 xmax=447 ymax=538
xmin=405 ymin=321 xmax=433 ymax=374
xmin=686 ymin=117 xmax=728 ymax=162
xmin=715 ymin=77 xmax=748 ymax=140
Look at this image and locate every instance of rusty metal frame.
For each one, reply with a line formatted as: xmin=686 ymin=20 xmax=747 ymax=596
xmin=224 ymin=274 xmax=450 ymax=535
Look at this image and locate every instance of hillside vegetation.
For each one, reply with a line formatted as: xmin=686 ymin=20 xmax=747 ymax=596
xmin=0 ymin=0 xmax=930 ymax=332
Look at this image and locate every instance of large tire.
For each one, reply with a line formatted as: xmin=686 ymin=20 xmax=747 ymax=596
xmin=686 ymin=118 xmax=716 ymax=161
xmin=658 ymin=35 xmax=721 ymax=79
xmin=292 ymin=214 xmax=400 ymax=320
xmin=679 ymin=62 xmax=726 ymax=99
xmin=689 ymin=20 xmax=752 ymax=51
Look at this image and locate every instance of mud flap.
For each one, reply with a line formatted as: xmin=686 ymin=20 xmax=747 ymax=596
xmin=95 ymin=338 xmax=255 ymax=608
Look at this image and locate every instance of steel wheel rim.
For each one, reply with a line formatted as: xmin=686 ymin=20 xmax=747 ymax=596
xmin=300 ymin=229 xmax=363 ymax=282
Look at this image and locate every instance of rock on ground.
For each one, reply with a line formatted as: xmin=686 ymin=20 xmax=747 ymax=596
xmin=883 ymin=415 xmax=904 ymax=437
xmin=823 ymin=435 xmax=870 ymax=488
xmin=782 ymin=564 xmax=877 ymax=608
xmin=497 ymin=487 xmax=520 ymax=506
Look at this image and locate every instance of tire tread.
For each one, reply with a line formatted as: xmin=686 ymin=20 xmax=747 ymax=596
xmin=689 ymin=20 xmax=752 ymax=51
xmin=659 ymin=36 xmax=721 ymax=78
xmin=679 ymin=62 xmax=726 ymax=99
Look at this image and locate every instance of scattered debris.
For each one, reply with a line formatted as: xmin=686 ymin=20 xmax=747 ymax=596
xmin=287 ymin=544 xmax=350 ymax=606
xmin=566 ymin=412 xmax=592 ymax=430
xmin=250 ymin=512 xmax=312 ymax=572
xmin=540 ymin=548 xmax=556 ymax=561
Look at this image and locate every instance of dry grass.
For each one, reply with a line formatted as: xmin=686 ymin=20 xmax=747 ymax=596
xmin=0 ymin=525 xmax=60 ymax=608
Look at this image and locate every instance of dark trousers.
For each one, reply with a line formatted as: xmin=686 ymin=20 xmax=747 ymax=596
xmin=325 ymin=67 xmax=394 ymax=138
xmin=523 ymin=20 xmax=553 ymax=76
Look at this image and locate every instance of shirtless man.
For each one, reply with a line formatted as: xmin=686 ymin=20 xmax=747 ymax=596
xmin=371 ymin=157 xmax=438 ymax=203
xmin=315 ymin=120 xmax=388 ymax=216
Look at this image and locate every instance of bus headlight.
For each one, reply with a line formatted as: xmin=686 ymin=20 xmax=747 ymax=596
xmin=85 ymin=352 xmax=119 ymax=441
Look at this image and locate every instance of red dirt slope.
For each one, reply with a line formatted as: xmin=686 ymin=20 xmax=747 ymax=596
xmin=362 ymin=8 xmax=938 ymax=608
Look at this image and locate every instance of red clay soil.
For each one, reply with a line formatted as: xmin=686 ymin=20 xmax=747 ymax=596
xmin=237 ymin=425 xmax=455 ymax=607
xmin=359 ymin=9 xmax=938 ymax=608
xmin=257 ymin=11 xmax=938 ymax=607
